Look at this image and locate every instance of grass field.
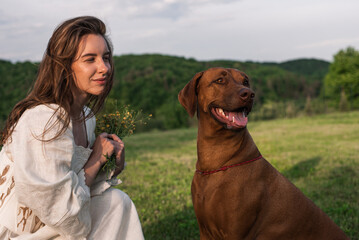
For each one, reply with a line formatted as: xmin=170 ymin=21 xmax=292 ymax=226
xmin=117 ymin=111 xmax=359 ymax=239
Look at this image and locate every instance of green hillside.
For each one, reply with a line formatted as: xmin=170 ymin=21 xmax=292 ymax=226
xmin=0 ymin=55 xmax=330 ymax=129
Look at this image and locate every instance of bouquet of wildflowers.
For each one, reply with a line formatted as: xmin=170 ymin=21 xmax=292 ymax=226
xmin=95 ymin=105 xmax=151 ymax=175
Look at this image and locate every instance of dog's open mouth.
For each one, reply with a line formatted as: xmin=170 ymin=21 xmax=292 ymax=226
xmin=211 ymin=107 xmax=249 ymax=129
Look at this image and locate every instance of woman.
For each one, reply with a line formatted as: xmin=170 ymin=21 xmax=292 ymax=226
xmin=0 ymin=16 xmax=144 ymax=239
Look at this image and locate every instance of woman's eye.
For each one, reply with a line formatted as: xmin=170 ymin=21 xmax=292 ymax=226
xmin=85 ymin=58 xmax=95 ymax=62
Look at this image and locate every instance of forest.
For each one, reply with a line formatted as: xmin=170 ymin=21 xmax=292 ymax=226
xmin=0 ymin=46 xmax=358 ymax=131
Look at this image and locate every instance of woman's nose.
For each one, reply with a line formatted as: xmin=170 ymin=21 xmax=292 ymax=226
xmin=98 ymin=59 xmax=110 ymax=74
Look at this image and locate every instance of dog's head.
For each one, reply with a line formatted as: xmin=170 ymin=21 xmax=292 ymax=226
xmin=178 ymin=67 xmax=255 ymax=130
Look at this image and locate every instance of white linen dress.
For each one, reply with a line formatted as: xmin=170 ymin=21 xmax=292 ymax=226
xmin=0 ymin=104 xmax=144 ymax=240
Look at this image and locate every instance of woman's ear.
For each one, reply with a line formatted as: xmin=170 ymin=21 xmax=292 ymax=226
xmin=178 ymin=71 xmax=203 ymax=117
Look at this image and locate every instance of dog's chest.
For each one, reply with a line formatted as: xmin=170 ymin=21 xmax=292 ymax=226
xmin=191 ymin=173 xmax=240 ymax=214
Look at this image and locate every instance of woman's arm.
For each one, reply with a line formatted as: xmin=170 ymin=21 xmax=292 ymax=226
xmin=84 ymin=113 xmax=125 ymax=196
xmin=83 ymin=132 xmax=125 ymax=186
xmin=11 ymin=105 xmax=91 ymax=239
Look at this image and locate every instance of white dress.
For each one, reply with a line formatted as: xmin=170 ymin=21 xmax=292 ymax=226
xmin=0 ymin=104 xmax=144 ymax=240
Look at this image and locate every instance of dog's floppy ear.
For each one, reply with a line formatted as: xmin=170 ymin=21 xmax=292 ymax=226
xmin=178 ymin=71 xmax=203 ymax=117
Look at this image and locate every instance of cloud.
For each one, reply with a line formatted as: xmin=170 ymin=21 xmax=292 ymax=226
xmin=1 ymin=0 xmax=359 ymax=62
xmin=116 ymin=0 xmax=241 ymax=20
xmin=297 ymin=38 xmax=359 ymax=49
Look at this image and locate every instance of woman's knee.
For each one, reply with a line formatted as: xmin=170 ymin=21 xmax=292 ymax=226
xmin=108 ymin=188 xmax=133 ymax=210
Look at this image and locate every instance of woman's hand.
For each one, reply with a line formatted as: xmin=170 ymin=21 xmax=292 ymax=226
xmin=107 ymin=134 xmax=125 ymax=176
xmin=84 ymin=132 xmax=125 ymax=186
xmin=91 ymin=132 xmax=117 ymax=165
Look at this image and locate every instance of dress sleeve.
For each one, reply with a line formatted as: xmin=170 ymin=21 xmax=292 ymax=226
xmin=85 ymin=113 xmax=122 ymax=197
xmin=11 ymin=105 xmax=91 ymax=239
xmin=90 ymin=168 xmax=122 ymax=197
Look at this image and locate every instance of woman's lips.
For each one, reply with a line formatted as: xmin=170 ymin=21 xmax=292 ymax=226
xmin=93 ymin=77 xmax=106 ymax=85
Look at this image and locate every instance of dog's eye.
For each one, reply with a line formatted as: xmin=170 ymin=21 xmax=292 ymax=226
xmin=215 ymin=78 xmax=224 ymax=84
xmin=243 ymin=80 xmax=250 ymax=86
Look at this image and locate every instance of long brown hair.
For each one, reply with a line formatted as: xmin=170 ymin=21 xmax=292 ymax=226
xmin=1 ymin=16 xmax=114 ymax=145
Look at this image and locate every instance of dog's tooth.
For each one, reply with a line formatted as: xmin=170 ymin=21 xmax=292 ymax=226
xmin=232 ymin=116 xmax=235 ymax=122
xmin=220 ymin=108 xmax=226 ymax=117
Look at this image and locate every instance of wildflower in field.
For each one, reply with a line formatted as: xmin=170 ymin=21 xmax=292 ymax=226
xmin=95 ymin=105 xmax=151 ymax=175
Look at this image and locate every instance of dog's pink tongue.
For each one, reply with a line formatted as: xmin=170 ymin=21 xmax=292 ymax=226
xmin=228 ymin=111 xmax=248 ymax=128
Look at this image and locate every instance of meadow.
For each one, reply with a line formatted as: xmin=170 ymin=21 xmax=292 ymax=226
xmin=117 ymin=111 xmax=359 ymax=239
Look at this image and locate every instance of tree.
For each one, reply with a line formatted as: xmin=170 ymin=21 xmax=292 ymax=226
xmin=339 ymin=89 xmax=349 ymax=112
xmin=304 ymin=95 xmax=313 ymax=116
xmin=324 ymin=47 xmax=359 ymax=109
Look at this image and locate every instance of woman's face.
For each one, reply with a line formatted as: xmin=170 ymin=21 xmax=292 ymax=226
xmin=71 ymin=34 xmax=111 ymax=99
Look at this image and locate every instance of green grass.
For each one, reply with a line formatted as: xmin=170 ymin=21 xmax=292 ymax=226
xmin=117 ymin=111 xmax=359 ymax=239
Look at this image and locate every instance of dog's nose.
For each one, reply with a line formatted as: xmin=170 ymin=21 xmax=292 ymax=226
xmin=239 ymin=89 xmax=255 ymax=101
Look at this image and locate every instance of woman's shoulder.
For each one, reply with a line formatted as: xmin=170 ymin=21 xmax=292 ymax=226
xmin=21 ymin=104 xmax=64 ymax=121
xmin=6 ymin=104 xmax=70 ymax=144
xmin=17 ymin=104 xmax=66 ymax=131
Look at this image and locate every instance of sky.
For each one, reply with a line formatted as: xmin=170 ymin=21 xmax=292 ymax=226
xmin=1 ymin=0 xmax=359 ymax=63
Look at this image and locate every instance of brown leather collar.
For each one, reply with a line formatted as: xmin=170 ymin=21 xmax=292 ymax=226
xmin=196 ymin=155 xmax=263 ymax=175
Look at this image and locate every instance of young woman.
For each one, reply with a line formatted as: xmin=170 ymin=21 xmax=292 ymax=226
xmin=0 ymin=16 xmax=144 ymax=239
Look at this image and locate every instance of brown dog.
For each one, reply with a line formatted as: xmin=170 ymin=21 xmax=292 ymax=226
xmin=178 ymin=67 xmax=348 ymax=239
